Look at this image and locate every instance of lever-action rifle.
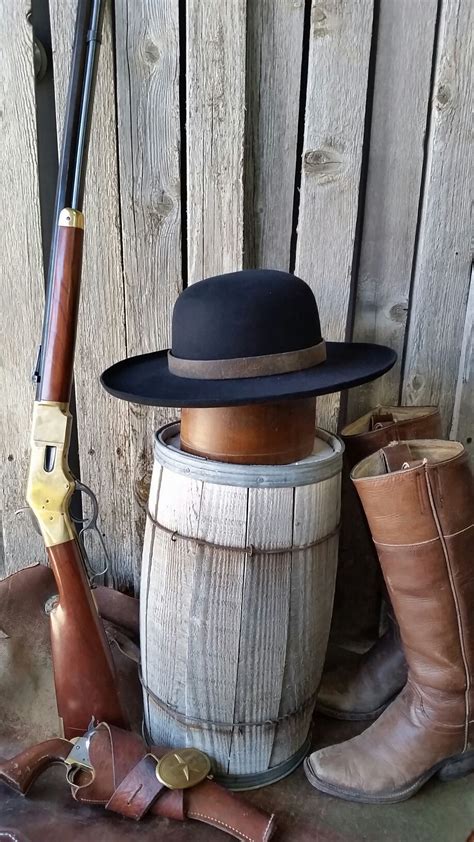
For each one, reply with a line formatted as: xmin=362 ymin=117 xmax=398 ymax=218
xmin=26 ymin=0 xmax=127 ymax=739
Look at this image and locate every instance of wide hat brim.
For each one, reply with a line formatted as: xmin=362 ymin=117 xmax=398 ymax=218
xmin=100 ymin=342 xmax=396 ymax=408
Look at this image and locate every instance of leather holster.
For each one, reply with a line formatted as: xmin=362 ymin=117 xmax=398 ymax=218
xmin=76 ymin=723 xmax=275 ymax=839
xmin=0 ymin=722 xmax=276 ymax=842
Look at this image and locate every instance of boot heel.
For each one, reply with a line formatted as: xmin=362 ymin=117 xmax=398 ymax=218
xmin=438 ymin=751 xmax=474 ymax=782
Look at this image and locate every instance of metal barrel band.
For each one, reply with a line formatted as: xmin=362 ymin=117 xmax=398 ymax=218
xmin=141 ymin=718 xmax=312 ymax=791
xmin=215 ymin=739 xmax=311 ymax=791
xmin=145 ymin=509 xmax=340 ymax=557
xmin=140 ymin=671 xmax=317 ymax=731
xmin=153 ymin=422 xmax=344 ymax=490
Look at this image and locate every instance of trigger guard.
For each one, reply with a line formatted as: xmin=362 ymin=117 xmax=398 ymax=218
xmin=66 ymin=765 xmax=80 ymax=786
xmin=66 ymin=765 xmax=94 ymax=788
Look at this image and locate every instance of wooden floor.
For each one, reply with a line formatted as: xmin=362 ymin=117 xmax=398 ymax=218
xmin=1 ymin=717 xmax=473 ymax=842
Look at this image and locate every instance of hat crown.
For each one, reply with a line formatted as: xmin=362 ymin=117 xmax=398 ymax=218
xmin=171 ymin=270 xmax=322 ymax=361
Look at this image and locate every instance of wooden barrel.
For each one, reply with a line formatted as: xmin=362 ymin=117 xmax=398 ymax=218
xmin=141 ymin=421 xmax=343 ymax=789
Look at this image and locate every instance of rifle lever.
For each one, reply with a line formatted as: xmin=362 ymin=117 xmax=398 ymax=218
xmin=73 ymin=480 xmax=111 ymax=583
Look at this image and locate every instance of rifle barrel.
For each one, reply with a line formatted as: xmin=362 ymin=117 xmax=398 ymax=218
xmin=72 ymin=0 xmax=105 ymax=209
xmin=53 ymin=0 xmax=92 ymax=215
xmin=36 ymin=0 xmax=104 ymax=391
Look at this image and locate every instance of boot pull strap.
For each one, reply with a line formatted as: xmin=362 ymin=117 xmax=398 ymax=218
xmin=370 ymin=412 xmax=394 ymax=431
xmin=381 ymin=442 xmax=423 ymax=473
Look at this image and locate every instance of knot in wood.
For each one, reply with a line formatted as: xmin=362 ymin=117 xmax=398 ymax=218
xmin=304 ymin=148 xmax=344 ymax=181
xmin=147 ymin=194 xmax=174 ymax=231
xmin=143 ymin=39 xmax=160 ymax=65
xmin=410 ymin=373 xmax=424 ymax=392
xmin=436 ymin=83 xmax=451 ymax=109
xmin=389 ymin=302 xmax=408 ymax=324
xmin=312 ymin=4 xmax=337 ymax=37
xmin=313 ymin=6 xmax=327 ymax=25
xmin=134 ymin=474 xmax=151 ymax=509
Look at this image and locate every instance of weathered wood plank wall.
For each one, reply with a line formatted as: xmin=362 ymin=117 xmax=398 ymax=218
xmin=295 ymin=0 xmax=374 ymax=432
xmin=244 ymin=0 xmax=305 ymax=270
xmin=348 ymin=0 xmax=438 ymax=418
xmin=0 ymin=4 xmax=45 ymax=577
xmin=451 ymin=268 xmax=473 ymax=446
xmin=187 ymin=0 xmax=247 ymax=282
xmin=402 ymin=0 xmax=473 ymax=429
xmin=114 ymin=0 xmax=183 ymax=588
xmin=0 ymin=0 xmax=472 ymax=589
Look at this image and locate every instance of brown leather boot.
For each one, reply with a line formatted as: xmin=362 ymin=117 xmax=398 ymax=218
xmin=340 ymin=405 xmax=442 ymax=465
xmin=307 ymin=440 xmax=474 ymax=802
xmin=320 ymin=406 xmax=441 ymax=720
xmin=317 ymin=613 xmax=407 ymax=720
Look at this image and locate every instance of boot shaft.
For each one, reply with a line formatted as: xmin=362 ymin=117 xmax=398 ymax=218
xmin=352 ymin=441 xmax=474 ymax=721
xmin=341 ymin=406 xmax=441 ymax=468
xmin=333 ymin=405 xmax=441 ymax=644
xmin=351 ymin=440 xmax=473 ymax=543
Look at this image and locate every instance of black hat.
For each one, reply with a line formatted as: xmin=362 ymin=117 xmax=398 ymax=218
xmin=101 ymin=270 xmax=396 ymax=407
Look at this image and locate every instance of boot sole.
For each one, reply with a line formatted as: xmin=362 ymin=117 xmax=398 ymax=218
xmin=304 ymin=749 xmax=474 ymax=804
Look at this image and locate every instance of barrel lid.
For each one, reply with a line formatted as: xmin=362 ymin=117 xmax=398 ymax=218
xmin=154 ymin=422 xmax=343 ymax=488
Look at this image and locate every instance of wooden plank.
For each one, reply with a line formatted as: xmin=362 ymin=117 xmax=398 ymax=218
xmin=143 ymin=467 xmax=204 ymax=747
xmin=0 ymin=6 xmax=45 ymax=575
xmin=244 ymin=0 xmax=305 ymax=269
xmin=140 ymin=460 xmax=163 ymax=736
xmin=114 ymin=0 xmax=183 ymax=589
xmin=347 ymin=0 xmax=438 ymax=420
xmin=50 ymin=1 xmax=134 ymax=590
xmin=188 ymin=481 xmax=248 ymax=771
xmin=230 ymin=487 xmax=294 ymax=773
xmin=144 ymin=474 xmax=249 ymax=771
xmin=187 ymin=0 xmax=246 ymax=281
xmin=295 ymin=0 xmax=374 ymax=432
xmin=270 ymin=472 xmax=341 ymax=765
xmin=402 ymin=0 xmax=473 ymax=433
xmin=450 ymin=267 xmax=473 ymax=456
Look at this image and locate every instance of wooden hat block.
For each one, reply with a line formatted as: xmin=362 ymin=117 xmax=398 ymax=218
xmin=180 ymin=397 xmax=317 ymax=465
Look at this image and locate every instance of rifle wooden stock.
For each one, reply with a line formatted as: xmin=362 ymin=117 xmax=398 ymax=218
xmin=26 ymin=209 xmax=127 ymax=738
xmin=40 ymin=217 xmax=84 ymax=403
xmin=47 ymin=538 xmax=125 ymax=739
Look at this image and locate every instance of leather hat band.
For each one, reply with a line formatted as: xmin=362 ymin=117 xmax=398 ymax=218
xmin=168 ymin=340 xmax=326 ymax=380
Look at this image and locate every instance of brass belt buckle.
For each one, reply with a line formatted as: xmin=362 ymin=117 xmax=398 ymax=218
xmin=155 ymin=748 xmax=212 ymax=790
